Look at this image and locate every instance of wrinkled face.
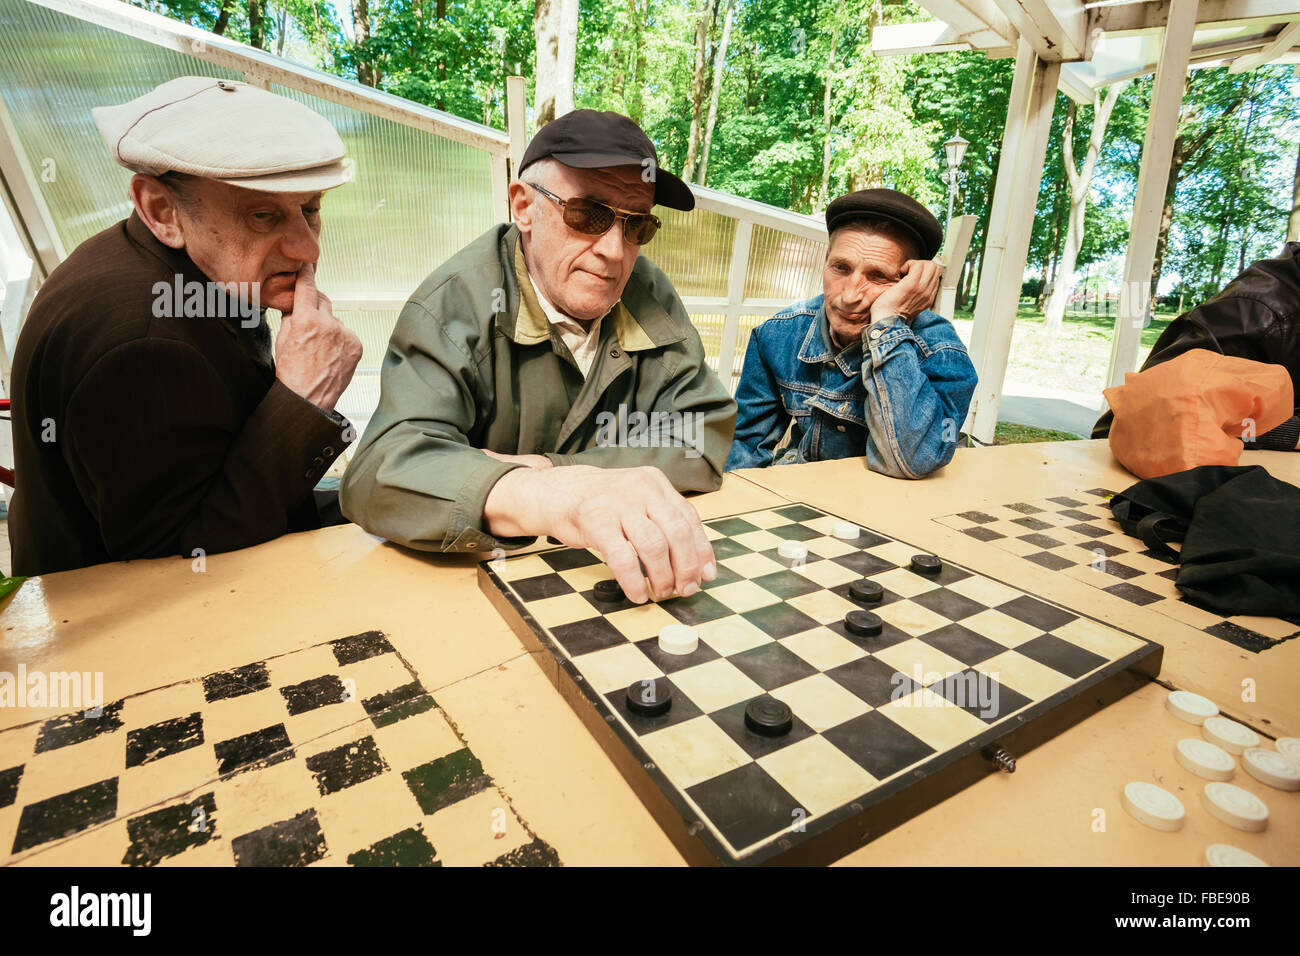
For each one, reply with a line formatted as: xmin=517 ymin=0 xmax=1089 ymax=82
xmin=172 ymin=179 xmax=324 ymax=313
xmin=513 ymin=161 xmax=654 ymax=322
xmin=822 ymin=225 xmax=913 ymax=347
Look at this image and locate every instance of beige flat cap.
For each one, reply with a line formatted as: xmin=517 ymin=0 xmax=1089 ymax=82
xmin=93 ymin=76 xmax=352 ymax=192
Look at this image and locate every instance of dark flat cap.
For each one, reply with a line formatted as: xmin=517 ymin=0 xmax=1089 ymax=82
xmin=825 ymin=188 xmax=942 ymax=260
xmin=519 ymin=109 xmax=695 ymax=211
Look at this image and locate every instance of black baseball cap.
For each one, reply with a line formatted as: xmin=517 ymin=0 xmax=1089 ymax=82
xmin=825 ymin=188 xmax=943 ymax=260
xmin=518 ymin=110 xmax=695 ymax=211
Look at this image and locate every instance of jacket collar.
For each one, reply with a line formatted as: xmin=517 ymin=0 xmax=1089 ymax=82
xmin=124 ymin=211 xmax=259 ymax=347
xmin=505 ymin=226 xmax=684 ymax=352
xmin=797 ymin=301 xmax=837 ymax=364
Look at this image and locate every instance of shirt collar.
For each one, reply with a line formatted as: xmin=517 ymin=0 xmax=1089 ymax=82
xmin=798 ymin=302 xmax=857 ymax=363
xmin=509 ymin=238 xmax=671 ymax=352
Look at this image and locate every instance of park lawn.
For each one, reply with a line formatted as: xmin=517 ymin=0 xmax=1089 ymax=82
xmin=948 ymin=301 xmax=1176 ymax=397
xmin=994 ymin=422 xmax=1082 ymax=444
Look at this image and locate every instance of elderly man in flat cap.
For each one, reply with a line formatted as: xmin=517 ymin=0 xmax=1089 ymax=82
xmin=8 ymin=77 xmax=362 ymax=576
xmin=726 ymin=188 xmax=977 ymax=478
xmin=341 ymin=110 xmax=736 ymax=603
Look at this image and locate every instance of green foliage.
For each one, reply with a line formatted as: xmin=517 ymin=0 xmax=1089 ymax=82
xmin=133 ymin=0 xmax=1299 ymax=304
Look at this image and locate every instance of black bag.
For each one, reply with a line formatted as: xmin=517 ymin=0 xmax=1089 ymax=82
xmin=1109 ymin=465 xmax=1300 ymax=618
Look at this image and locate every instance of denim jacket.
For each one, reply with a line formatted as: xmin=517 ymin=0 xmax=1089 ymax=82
xmin=724 ymin=295 xmax=977 ymax=478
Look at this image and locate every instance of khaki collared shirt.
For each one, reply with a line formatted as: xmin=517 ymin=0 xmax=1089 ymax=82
xmin=531 ymin=279 xmax=603 ymax=379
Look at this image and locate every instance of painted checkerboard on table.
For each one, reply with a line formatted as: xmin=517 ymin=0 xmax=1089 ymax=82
xmin=933 ymin=487 xmax=1300 ymax=654
xmin=479 ymin=502 xmax=1163 ymax=866
xmin=0 ymin=631 xmax=558 ymax=867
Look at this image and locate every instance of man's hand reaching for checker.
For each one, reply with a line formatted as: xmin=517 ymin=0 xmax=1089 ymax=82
xmin=483 ymin=464 xmax=717 ymax=604
xmin=869 ymin=258 xmax=942 ymax=324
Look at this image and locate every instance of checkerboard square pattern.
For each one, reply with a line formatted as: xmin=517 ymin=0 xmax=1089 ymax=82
xmin=933 ymin=488 xmax=1300 ymax=653
xmin=482 ymin=502 xmax=1161 ymax=865
xmin=0 ymin=633 xmax=557 ymax=867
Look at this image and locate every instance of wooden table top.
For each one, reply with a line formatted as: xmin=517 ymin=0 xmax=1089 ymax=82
xmin=2 ymin=443 xmax=1296 ymax=866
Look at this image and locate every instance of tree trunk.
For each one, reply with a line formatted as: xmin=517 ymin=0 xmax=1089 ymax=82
xmin=1149 ymin=76 xmax=1251 ymax=296
xmin=1044 ymin=82 xmax=1125 ymax=333
xmin=212 ymin=0 xmax=233 ymax=35
xmin=248 ymin=0 xmax=265 ymax=48
xmin=276 ymin=7 xmax=287 ymax=56
xmin=626 ymin=0 xmax=647 ymax=125
xmin=533 ymin=0 xmax=559 ymax=127
xmin=1290 ymin=140 xmax=1300 ymax=242
xmin=435 ymin=0 xmax=447 ymax=111
xmin=681 ymin=0 xmax=716 ymax=182
xmin=819 ymin=26 xmax=838 ymax=207
xmin=352 ymin=0 xmax=377 ymax=87
xmin=555 ymin=0 xmax=579 ymax=118
xmin=696 ymin=0 xmax=733 ymax=185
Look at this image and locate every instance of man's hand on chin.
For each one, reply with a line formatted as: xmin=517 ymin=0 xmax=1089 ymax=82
xmin=869 ymin=259 xmax=943 ymax=325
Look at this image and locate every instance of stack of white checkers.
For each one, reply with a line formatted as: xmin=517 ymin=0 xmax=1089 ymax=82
xmin=1120 ymin=690 xmax=1300 ymax=865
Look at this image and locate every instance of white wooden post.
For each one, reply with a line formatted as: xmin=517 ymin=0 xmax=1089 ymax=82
xmin=506 ymin=75 xmax=527 ymax=179
xmin=966 ymin=38 xmax=1061 ymax=443
xmin=1104 ymin=0 xmax=1199 ymax=392
xmin=717 ymin=219 xmax=754 ymax=391
xmin=936 ymin=213 xmax=977 ymax=320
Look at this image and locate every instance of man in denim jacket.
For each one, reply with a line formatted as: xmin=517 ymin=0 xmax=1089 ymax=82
xmin=726 ymin=188 xmax=977 ymax=478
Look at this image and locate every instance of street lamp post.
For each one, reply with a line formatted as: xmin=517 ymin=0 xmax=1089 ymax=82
xmin=940 ymin=132 xmax=969 ymax=224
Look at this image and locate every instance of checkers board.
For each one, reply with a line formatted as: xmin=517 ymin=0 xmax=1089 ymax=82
xmin=933 ymin=487 xmax=1300 ymax=653
xmin=0 ymin=631 xmax=557 ymax=867
xmin=478 ymin=502 xmax=1163 ymax=866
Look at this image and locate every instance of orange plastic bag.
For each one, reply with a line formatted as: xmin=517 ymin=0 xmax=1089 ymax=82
xmin=1104 ymin=349 xmax=1294 ymax=479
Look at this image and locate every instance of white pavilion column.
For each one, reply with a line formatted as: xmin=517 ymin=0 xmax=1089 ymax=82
xmin=1104 ymin=0 xmax=1199 ymax=392
xmin=966 ymin=38 xmax=1061 ymax=444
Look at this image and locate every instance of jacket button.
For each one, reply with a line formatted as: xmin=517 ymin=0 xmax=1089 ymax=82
xmin=869 ymin=328 xmax=882 ymax=339
xmin=304 ymin=469 xmax=316 ymax=480
xmin=311 ymin=456 xmax=324 ymax=468
xmin=465 ymin=541 xmax=479 ymax=550
xmin=837 ymin=425 xmax=845 ymax=432
xmin=610 ymin=347 xmax=621 ymax=358
xmin=323 ymin=446 xmax=335 ymax=458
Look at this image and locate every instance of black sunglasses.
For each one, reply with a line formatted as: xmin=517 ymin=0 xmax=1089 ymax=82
xmin=527 ymin=182 xmax=662 ymax=246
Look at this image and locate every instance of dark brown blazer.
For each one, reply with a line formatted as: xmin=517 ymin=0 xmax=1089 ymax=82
xmin=9 ymin=213 xmax=349 ymax=576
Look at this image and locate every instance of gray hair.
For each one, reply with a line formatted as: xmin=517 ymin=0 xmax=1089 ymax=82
xmin=522 ymin=157 xmax=564 ymax=210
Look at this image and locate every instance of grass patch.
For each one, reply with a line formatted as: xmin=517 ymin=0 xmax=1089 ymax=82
xmin=947 ymin=300 xmax=1177 ymax=397
xmin=993 ymin=422 xmax=1082 ymax=444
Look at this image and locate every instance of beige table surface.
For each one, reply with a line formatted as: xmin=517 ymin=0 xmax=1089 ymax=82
xmin=2 ymin=451 xmax=1297 ymax=866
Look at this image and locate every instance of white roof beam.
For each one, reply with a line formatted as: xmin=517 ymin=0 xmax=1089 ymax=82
xmin=1098 ymin=0 xmax=1300 ymax=35
xmin=989 ymin=0 xmax=1091 ymax=60
xmin=871 ymin=21 xmax=974 ymax=56
xmin=918 ymin=0 xmax=1016 ymax=40
xmin=1229 ymin=19 xmax=1300 ymax=71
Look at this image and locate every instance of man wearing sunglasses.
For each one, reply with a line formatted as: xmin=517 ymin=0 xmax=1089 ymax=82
xmin=341 ymin=110 xmax=736 ymax=603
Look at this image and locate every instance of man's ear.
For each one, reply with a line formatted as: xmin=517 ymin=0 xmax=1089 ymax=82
xmin=130 ymin=175 xmax=187 ymax=249
xmin=509 ymin=180 xmax=534 ymax=235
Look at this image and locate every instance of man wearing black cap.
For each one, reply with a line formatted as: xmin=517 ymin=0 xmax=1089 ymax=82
xmin=725 ymin=188 xmax=977 ymax=478
xmin=341 ymin=110 xmax=736 ymax=603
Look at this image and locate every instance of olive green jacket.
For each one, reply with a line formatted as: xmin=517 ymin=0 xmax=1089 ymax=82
xmin=339 ymin=223 xmax=737 ymax=553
